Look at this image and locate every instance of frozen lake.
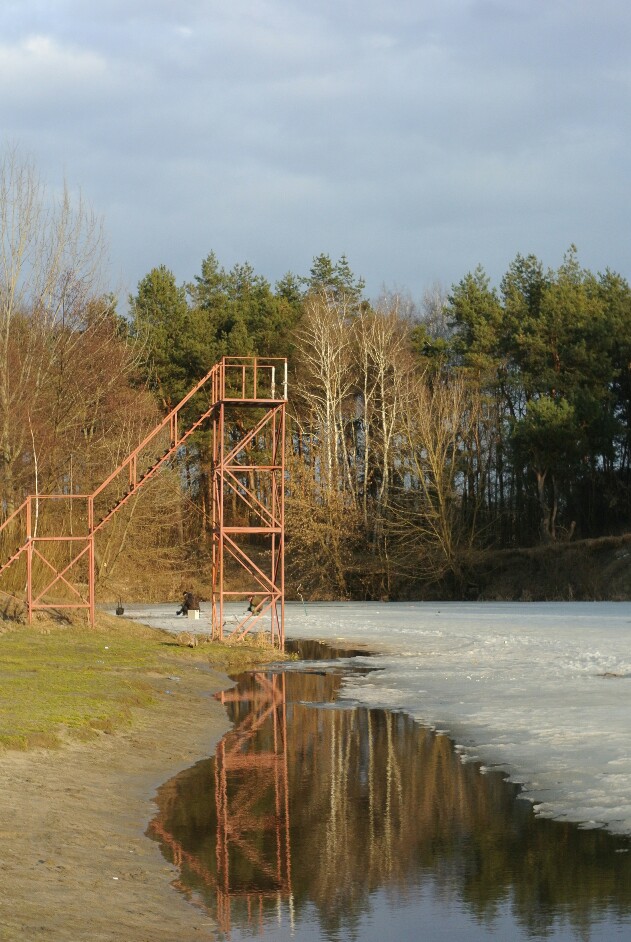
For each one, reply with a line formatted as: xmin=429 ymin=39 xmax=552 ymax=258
xmin=286 ymin=601 xmax=631 ymax=837
xmin=116 ymin=600 xmax=631 ymax=836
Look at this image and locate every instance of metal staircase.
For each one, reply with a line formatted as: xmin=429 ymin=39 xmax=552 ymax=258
xmin=0 ymin=356 xmax=287 ymax=646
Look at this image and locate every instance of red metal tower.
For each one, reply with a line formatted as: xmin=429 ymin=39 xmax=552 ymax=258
xmin=0 ymin=356 xmax=287 ymax=647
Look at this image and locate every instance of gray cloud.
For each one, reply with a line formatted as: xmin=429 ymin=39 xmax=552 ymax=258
xmin=0 ymin=0 xmax=629 ymax=302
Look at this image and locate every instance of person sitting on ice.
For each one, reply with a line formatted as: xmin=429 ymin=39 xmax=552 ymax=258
xmin=177 ymin=591 xmax=199 ymax=616
xmin=247 ymin=595 xmax=263 ymax=614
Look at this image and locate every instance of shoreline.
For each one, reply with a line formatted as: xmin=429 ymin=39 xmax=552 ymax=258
xmin=0 ymin=658 xmax=233 ymax=941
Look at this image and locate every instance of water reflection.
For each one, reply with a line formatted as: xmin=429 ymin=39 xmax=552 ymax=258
xmin=148 ymin=659 xmax=631 ymax=941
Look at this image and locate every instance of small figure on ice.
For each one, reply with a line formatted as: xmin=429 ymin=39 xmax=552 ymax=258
xmin=247 ymin=595 xmax=262 ymax=614
xmin=177 ymin=591 xmax=199 ymax=616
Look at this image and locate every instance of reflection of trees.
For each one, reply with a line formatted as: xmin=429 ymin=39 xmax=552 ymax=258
xmin=148 ymin=669 xmax=631 ymax=939
xmin=288 ymin=702 xmax=512 ymax=936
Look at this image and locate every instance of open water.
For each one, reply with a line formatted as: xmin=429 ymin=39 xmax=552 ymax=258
xmin=146 ymin=637 xmax=631 ymax=941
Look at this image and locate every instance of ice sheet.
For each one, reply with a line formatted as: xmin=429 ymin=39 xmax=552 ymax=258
xmin=284 ymin=601 xmax=631 ymax=836
xmin=115 ymin=600 xmax=631 ymax=836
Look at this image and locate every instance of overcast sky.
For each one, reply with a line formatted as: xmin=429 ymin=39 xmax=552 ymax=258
xmin=1 ymin=0 xmax=629 ymax=303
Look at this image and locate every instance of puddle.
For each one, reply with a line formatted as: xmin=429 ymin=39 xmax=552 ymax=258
xmin=147 ymin=643 xmax=631 ymax=941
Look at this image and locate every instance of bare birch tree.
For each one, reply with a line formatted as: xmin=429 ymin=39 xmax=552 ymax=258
xmin=0 ymin=145 xmax=105 ymax=515
xmin=290 ymin=292 xmax=421 ymax=596
xmin=288 ymin=293 xmax=362 ymax=596
xmin=392 ymin=372 xmax=483 ymax=587
xmin=293 ymin=291 xmax=355 ymax=492
xmin=353 ymin=303 xmax=414 ymax=538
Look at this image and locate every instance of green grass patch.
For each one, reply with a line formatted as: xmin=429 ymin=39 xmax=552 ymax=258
xmin=0 ymin=627 xmax=162 ymax=749
xmin=0 ymin=616 xmax=290 ymax=750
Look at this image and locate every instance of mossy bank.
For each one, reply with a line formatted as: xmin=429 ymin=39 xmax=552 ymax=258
xmin=0 ymin=612 xmax=286 ymax=751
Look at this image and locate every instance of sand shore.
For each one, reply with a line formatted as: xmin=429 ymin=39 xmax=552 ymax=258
xmin=0 ymin=659 xmax=232 ymax=941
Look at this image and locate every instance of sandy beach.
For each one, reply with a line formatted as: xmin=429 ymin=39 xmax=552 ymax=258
xmin=0 ymin=658 xmax=232 ymax=942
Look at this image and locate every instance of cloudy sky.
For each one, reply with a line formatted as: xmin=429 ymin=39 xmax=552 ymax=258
xmin=1 ymin=0 xmax=629 ymax=303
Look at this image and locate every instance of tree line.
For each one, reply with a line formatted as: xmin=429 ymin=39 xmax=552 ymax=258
xmin=123 ymin=243 xmax=631 ymax=599
xmin=2 ymin=148 xmax=631 ymax=599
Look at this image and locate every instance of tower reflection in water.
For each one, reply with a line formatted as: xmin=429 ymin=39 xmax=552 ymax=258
xmin=148 ymin=671 xmax=291 ymax=936
xmin=147 ymin=665 xmax=631 ymax=941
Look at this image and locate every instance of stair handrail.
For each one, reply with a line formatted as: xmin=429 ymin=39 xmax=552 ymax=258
xmin=92 ymin=362 xmax=220 ymax=500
